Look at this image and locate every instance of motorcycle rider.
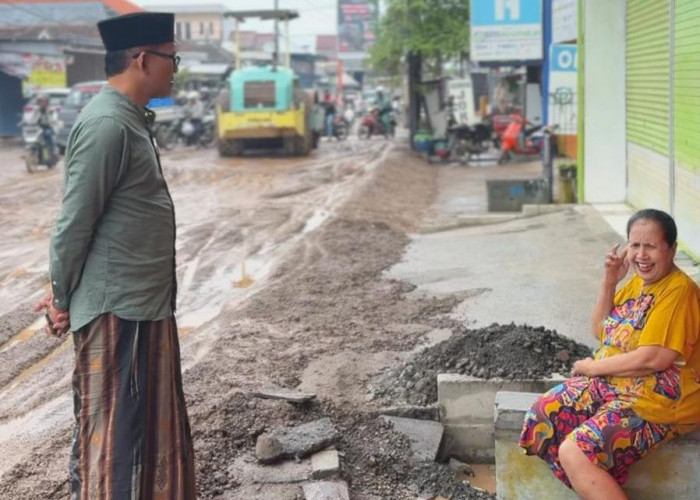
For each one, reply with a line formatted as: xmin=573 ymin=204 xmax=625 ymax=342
xmin=32 ymin=94 xmax=58 ymax=161
xmin=184 ymin=90 xmax=204 ymax=145
xmin=322 ymin=89 xmax=336 ymax=140
xmin=375 ymin=89 xmax=394 ymax=135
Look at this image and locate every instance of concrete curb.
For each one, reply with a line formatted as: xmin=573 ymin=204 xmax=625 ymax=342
xmin=420 ymin=204 xmax=576 ymax=234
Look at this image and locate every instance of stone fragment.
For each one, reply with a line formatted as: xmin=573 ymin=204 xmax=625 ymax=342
xmin=302 ymin=481 xmax=350 ymax=500
xmin=311 ymin=449 xmax=340 ymax=479
xmin=252 ymin=385 xmax=317 ymax=404
xmin=256 ymin=418 xmax=339 ymax=464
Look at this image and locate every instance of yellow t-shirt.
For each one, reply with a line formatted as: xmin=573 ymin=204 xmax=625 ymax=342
xmin=594 ymin=269 xmax=700 ymax=424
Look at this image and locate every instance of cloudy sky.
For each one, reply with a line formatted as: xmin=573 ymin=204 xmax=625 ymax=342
xmin=135 ymin=0 xmax=340 ymax=52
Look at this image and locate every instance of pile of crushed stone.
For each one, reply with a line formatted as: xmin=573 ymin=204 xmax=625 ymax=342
xmin=374 ymin=323 xmax=593 ymax=406
xmin=339 ymin=414 xmax=494 ymax=500
xmin=191 ymin=391 xmax=494 ymax=499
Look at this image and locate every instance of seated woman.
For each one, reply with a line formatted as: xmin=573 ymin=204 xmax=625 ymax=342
xmin=519 ymin=209 xmax=700 ymax=500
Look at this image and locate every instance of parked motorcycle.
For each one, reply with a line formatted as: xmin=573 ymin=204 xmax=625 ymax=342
xmin=23 ymin=124 xmax=58 ymax=173
xmin=497 ymin=113 xmax=555 ymax=164
xmin=358 ymin=107 xmax=396 ymax=139
xmin=443 ymin=122 xmax=492 ymax=165
xmin=161 ymin=107 xmax=216 ymax=150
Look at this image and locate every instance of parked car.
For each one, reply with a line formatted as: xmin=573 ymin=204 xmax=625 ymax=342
xmin=56 ymin=81 xmax=179 ymax=155
xmin=21 ymin=87 xmax=70 ymax=125
xmin=56 ymin=81 xmax=106 ymax=154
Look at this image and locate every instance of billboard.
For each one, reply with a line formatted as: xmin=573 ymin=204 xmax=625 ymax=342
xmin=470 ymin=0 xmax=543 ymax=62
xmin=337 ymin=0 xmax=378 ymax=60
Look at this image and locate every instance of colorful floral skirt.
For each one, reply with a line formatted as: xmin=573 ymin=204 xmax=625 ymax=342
xmin=518 ymin=376 xmax=680 ymax=487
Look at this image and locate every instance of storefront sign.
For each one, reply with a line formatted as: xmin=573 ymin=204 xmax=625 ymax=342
xmin=447 ymin=78 xmax=477 ymax=125
xmin=548 ymin=44 xmax=577 ymax=134
xmin=552 ymin=0 xmax=578 ymax=43
xmin=337 ymin=0 xmax=378 ymax=60
xmin=470 ymin=0 xmax=543 ymax=62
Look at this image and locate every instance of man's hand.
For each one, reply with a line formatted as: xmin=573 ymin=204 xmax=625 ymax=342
xmin=604 ymin=244 xmax=630 ymax=285
xmin=571 ymin=357 xmax=596 ymax=377
xmin=34 ymin=293 xmax=70 ymax=337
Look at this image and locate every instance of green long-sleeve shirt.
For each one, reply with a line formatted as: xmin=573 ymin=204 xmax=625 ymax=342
xmin=50 ymin=86 xmax=177 ymax=331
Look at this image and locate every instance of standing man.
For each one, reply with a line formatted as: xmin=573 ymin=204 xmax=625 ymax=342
xmin=35 ymin=12 xmax=196 ymax=499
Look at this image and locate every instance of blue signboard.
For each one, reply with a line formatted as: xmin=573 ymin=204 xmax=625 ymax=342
xmin=550 ymin=44 xmax=578 ymax=72
xmin=470 ymin=0 xmax=543 ymax=62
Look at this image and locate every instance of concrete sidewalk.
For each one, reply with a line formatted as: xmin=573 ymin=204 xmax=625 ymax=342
xmin=388 ymin=162 xmax=698 ymax=348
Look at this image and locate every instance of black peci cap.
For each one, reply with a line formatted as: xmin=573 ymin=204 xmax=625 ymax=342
xmin=98 ymin=12 xmax=174 ymax=51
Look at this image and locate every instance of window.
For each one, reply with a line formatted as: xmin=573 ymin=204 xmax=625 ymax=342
xmin=176 ymin=22 xmax=182 ymax=39
xmin=244 ymin=81 xmax=276 ymax=109
xmin=209 ymin=22 xmax=214 ymax=36
xmin=200 ymin=22 xmax=204 ymax=36
xmin=185 ymin=22 xmax=191 ymax=39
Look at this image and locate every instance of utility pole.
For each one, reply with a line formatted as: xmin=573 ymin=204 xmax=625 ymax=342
xmin=273 ymin=0 xmax=279 ymax=71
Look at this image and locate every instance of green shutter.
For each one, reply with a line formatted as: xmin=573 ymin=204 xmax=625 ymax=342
xmin=626 ymin=0 xmax=670 ymax=155
xmin=674 ymin=0 xmax=700 ymax=173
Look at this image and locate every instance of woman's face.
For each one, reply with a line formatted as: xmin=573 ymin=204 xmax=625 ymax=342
xmin=627 ymin=219 xmax=676 ymax=285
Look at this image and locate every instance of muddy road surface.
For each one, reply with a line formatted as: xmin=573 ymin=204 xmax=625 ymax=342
xmin=2 ymin=139 xmax=500 ymax=499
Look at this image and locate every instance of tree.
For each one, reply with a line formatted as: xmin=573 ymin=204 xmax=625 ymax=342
xmin=369 ymin=0 xmax=470 ymax=77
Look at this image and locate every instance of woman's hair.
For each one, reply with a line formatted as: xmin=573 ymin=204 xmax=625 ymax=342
xmin=626 ymin=209 xmax=677 ymax=247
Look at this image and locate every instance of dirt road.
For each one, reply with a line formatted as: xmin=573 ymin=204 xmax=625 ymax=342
xmin=0 ymin=139 xmax=491 ymax=499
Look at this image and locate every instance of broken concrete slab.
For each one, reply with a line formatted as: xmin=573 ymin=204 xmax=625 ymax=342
xmin=379 ymin=416 xmax=444 ymax=462
xmin=311 ymin=449 xmax=340 ymax=479
xmin=223 ymin=484 xmax=303 ymax=500
xmin=366 ymin=404 xmax=440 ymax=421
xmin=252 ymin=385 xmax=317 ymax=404
xmin=302 ymin=481 xmax=350 ymax=500
xmin=229 ymin=455 xmax=311 ymax=485
xmin=256 ymin=418 xmax=340 ymax=464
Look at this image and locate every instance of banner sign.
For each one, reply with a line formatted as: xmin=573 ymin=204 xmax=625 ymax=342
xmin=470 ymin=0 xmax=543 ymax=62
xmin=552 ymin=0 xmax=578 ymax=43
xmin=338 ymin=0 xmax=379 ymax=60
xmin=548 ymin=44 xmax=577 ymax=134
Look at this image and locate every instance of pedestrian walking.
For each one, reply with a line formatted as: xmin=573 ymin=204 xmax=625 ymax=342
xmin=35 ymin=12 xmax=196 ymax=499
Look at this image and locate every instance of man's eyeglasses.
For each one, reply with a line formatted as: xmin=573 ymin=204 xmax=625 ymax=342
xmin=133 ymin=50 xmax=180 ymax=71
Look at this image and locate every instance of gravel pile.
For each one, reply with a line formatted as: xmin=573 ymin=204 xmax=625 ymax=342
xmin=339 ymin=413 xmax=495 ymax=500
xmin=374 ymin=323 xmax=593 ymax=405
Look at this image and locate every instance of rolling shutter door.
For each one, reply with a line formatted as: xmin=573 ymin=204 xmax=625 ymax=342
xmin=674 ymin=0 xmax=700 ymax=256
xmin=626 ymin=0 xmax=671 ymax=211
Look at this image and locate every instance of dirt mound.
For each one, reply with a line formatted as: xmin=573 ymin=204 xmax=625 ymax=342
xmin=375 ymin=323 xmax=593 ymax=405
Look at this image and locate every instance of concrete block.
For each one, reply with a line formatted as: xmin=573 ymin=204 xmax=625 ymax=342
xmin=437 ymin=374 xmax=564 ymax=461
xmin=495 ymin=391 xmax=700 ymax=500
xmin=303 ymin=480 xmax=350 ymax=500
xmin=380 ymin=416 xmax=444 ymax=462
xmin=311 ymin=449 xmax=340 ymax=479
xmin=438 ymin=422 xmax=495 ymax=463
xmin=438 ymin=374 xmax=565 ymax=425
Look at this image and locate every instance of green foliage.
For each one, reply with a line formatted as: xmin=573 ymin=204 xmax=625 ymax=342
xmin=369 ymin=0 xmax=470 ymax=76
